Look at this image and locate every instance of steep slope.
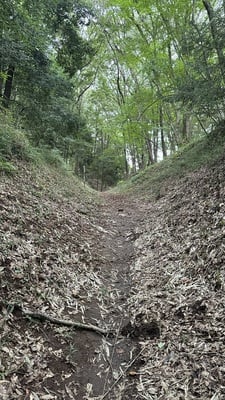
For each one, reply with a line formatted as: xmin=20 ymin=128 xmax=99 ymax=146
xmin=125 ymin=157 xmax=225 ymax=399
xmin=0 ymin=163 xmax=108 ymax=399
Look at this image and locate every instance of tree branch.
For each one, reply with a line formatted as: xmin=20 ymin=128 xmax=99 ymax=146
xmin=9 ymin=304 xmax=108 ymax=335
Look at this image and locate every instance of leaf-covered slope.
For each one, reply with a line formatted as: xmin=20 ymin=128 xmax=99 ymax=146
xmin=128 ymin=158 xmax=225 ymax=399
xmin=118 ymin=136 xmax=225 ymax=199
xmin=0 ymin=164 xmax=108 ymax=398
xmin=0 ymin=164 xmax=100 ymax=310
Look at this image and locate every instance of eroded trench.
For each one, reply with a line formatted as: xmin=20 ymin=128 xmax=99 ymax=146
xmin=0 ymin=188 xmax=152 ymax=400
xmin=3 ymin=163 xmax=225 ymax=400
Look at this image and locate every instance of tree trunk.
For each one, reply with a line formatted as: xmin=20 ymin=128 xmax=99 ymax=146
xmin=100 ymin=169 xmax=104 ymax=191
xmin=0 ymin=74 xmax=3 ymax=97
xmin=202 ymin=0 xmax=225 ymax=78
xmin=131 ymin=145 xmax=136 ymax=173
xmin=159 ymin=106 xmax=167 ymax=158
xmin=167 ymin=131 xmax=176 ymax=154
xmin=137 ymin=149 xmax=145 ymax=170
xmin=3 ymin=65 xmax=15 ymax=108
xmin=191 ymin=0 xmax=197 ymax=23
xmin=153 ymin=128 xmax=159 ymax=162
xmin=182 ymin=114 xmax=189 ymax=142
xmin=146 ymin=137 xmax=154 ymax=165
xmin=123 ymin=146 xmax=129 ymax=176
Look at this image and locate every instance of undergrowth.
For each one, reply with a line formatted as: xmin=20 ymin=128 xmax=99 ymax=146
xmin=0 ymin=116 xmax=77 ymax=176
xmin=116 ymin=135 xmax=225 ymax=198
xmin=0 ymin=159 xmax=17 ymax=175
xmin=0 ymin=120 xmax=32 ymax=161
xmin=0 ymin=117 xmax=69 ymax=170
xmin=0 ymin=118 xmax=96 ymax=203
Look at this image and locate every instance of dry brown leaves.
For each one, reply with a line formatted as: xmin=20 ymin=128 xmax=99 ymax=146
xmin=0 ymin=164 xmax=112 ymax=399
xmin=127 ymin=162 xmax=225 ymax=399
xmin=1 ymin=158 xmax=225 ymax=400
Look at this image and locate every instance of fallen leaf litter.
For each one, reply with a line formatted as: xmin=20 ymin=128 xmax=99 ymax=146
xmin=0 ymin=160 xmax=225 ymax=399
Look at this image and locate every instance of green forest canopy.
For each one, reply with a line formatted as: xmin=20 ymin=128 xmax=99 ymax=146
xmin=1 ymin=0 xmax=225 ymax=188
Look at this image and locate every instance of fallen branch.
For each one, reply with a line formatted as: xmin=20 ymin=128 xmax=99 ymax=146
xmin=8 ymin=304 xmax=108 ymax=335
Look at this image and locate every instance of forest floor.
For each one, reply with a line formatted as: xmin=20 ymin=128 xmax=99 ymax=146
xmin=1 ymin=157 xmax=225 ymax=399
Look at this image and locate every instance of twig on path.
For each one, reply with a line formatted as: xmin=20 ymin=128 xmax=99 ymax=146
xmin=102 ymin=317 xmax=124 ymax=395
xmin=101 ymin=344 xmax=147 ymax=400
xmin=8 ymin=303 xmax=108 ymax=335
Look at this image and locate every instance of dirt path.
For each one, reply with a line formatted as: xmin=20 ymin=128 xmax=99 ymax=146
xmin=2 ymin=161 xmax=225 ymax=399
xmin=70 ymin=192 xmax=146 ymax=400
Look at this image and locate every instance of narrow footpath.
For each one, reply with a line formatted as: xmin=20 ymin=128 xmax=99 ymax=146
xmin=71 ymin=192 xmax=147 ymax=400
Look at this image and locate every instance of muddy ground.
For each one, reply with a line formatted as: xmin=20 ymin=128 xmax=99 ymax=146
xmin=1 ymin=159 xmax=225 ymax=399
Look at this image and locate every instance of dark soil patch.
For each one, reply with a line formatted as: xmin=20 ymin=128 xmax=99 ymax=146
xmin=121 ymin=320 xmax=161 ymax=339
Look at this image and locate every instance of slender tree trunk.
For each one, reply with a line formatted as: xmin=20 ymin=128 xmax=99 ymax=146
xmin=131 ymin=145 xmax=136 ymax=173
xmin=141 ymin=152 xmax=145 ymax=169
xmin=63 ymin=144 xmax=69 ymax=163
xmin=123 ymin=144 xmax=129 ymax=176
xmin=153 ymin=128 xmax=158 ymax=162
xmin=182 ymin=114 xmax=189 ymax=142
xmin=167 ymin=41 xmax=175 ymax=79
xmin=124 ymin=149 xmax=129 ymax=175
xmin=96 ymin=175 xmax=99 ymax=191
xmin=202 ymin=0 xmax=225 ymax=79
xmin=146 ymin=137 xmax=154 ymax=165
xmin=167 ymin=131 xmax=176 ymax=154
xmin=0 ymin=77 xmax=3 ymax=110
xmin=137 ymin=148 xmax=144 ymax=170
xmin=191 ymin=0 xmax=197 ymax=23
xmin=0 ymin=73 xmax=3 ymax=97
xmin=159 ymin=106 xmax=167 ymax=158
xmin=3 ymin=65 xmax=15 ymax=108
xmin=100 ymin=168 xmax=104 ymax=191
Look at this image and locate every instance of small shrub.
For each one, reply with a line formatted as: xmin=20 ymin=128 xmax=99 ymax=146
xmin=0 ymin=123 xmax=32 ymax=161
xmin=39 ymin=147 xmax=67 ymax=169
xmin=0 ymin=159 xmax=17 ymax=175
